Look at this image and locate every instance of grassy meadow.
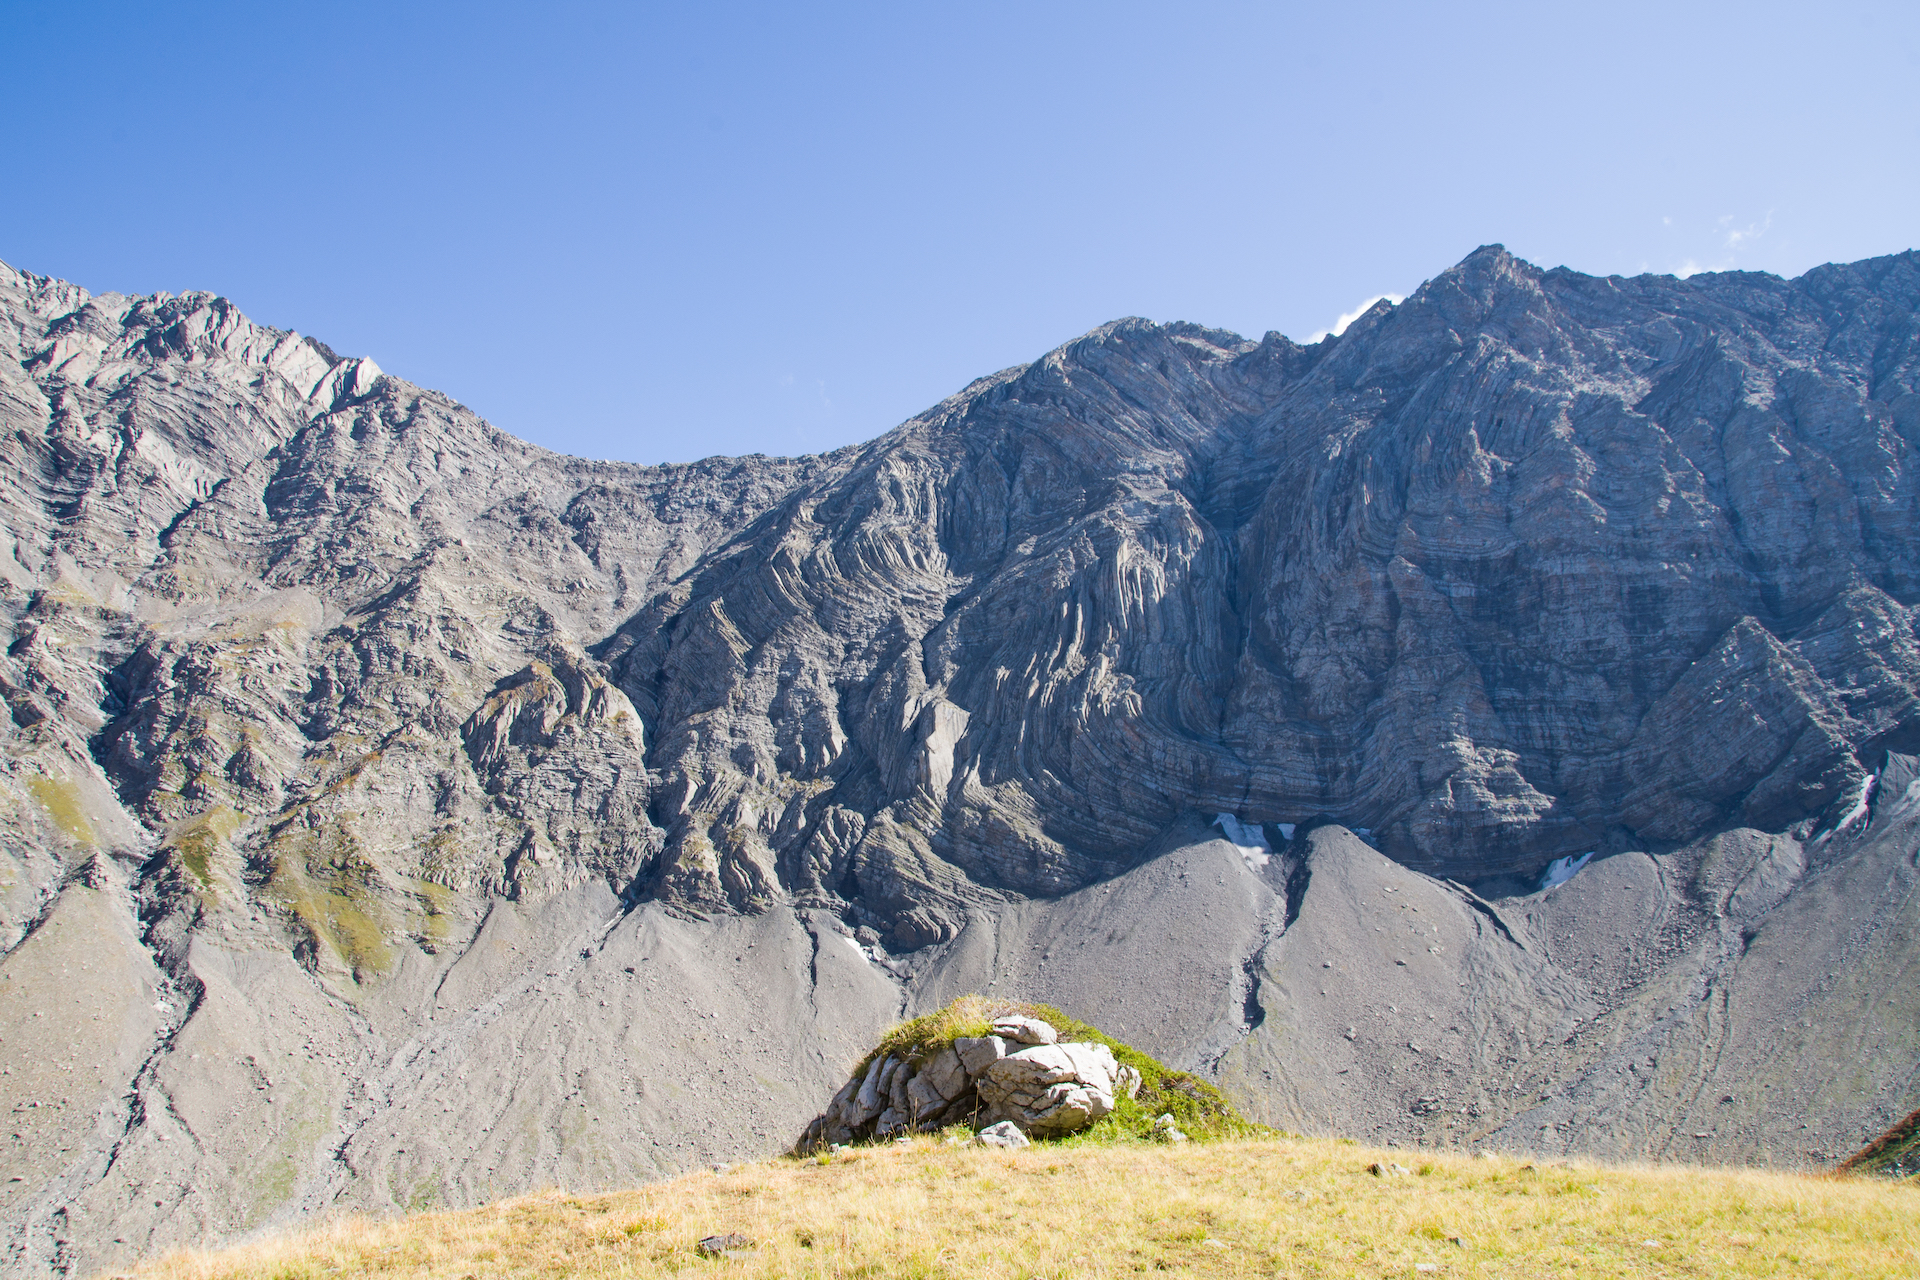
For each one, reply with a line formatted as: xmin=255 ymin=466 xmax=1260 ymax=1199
xmin=126 ymin=1136 xmax=1919 ymax=1280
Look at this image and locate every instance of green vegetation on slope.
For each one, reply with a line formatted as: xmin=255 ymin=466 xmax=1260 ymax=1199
xmin=1842 ymin=1106 xmax=1920 ymax=1180
xmin=26 ymin=773 xmax=96 ymax=848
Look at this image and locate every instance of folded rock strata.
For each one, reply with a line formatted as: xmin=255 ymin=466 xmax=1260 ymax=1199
xmin=1 ymin=246 xmax=1918 ymax=1274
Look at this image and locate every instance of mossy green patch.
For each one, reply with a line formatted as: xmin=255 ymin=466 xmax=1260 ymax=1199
xmin=34 ymin=578 xmax=106 ymax=613
xmin=265 ymin=826 xmax=396 ymax=981
xmin=775 ymin=775 xmax=833 ymax=801
xmin=418 ymin=826 xmax=465 ymax=884
xmin=410 ymin=878 xmax=458 ymax=953
xmin=165 ymin=805 xmax=243 ymax=893
xmin=26 ymin=774 xmax=96 ymax=847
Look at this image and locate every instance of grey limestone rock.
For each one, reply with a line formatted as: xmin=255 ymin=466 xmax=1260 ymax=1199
xmin=977 ymin=1041 xmax=1121 ymax=1134
xmin=955 ymin=1034 xmax=1010 ymax=1077
xmin=973 ymin=1120 xmax=1030 ymax=1149
xmin=904 ymin=1044 xmax=973 ymax=1124
xmin=990 ymin=1015 xmax=1059 ymax=1045
xmin=917 ymin=1045 xmax=969 ymax=1101
xmin=904 ymin=1070 xmax=946 ymax=1117
xmin=596 ymin=246 xmax=1920 ymax=946
xmin=853 ymin=1055 xmax=893 ymax=1123
xmin=4 ymin=246 xmax=1920 ymax=1273
xmin=800 ymin=1033 xmax=1127 ymax=1144
xmin=695 ymin=1233 xmax=753 ymax=1258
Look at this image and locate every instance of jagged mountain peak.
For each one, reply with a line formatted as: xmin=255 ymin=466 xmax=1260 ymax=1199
xmin=4 ymin=248 xmax=1920 ymax=1275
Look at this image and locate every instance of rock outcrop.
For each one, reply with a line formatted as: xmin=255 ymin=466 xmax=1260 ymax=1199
xmin=2 ymin=246 xmax=1919 ymax=1274
xmin=976 ymin=1040 xmax=1127 ymax=1134
xmin=795 ymin=1009 xmax=1156 ymax=1149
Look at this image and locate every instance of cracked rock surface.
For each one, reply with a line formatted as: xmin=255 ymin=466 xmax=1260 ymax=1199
xmin=1 ymin=246 xmax=1919 ymax=1273
xmin=795 ymin=1014 xmax=1131 ymax=1148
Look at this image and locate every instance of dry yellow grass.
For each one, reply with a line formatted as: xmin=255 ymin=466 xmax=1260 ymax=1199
xmin=129 ymin=1137 xmax=1919 ymax=1280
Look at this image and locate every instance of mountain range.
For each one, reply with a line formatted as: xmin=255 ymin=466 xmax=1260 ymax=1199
xmin=2 ymin=245 xmax=1918 ymax=1275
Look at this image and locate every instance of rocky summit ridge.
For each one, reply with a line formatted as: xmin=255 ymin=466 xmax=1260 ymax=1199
xmin=2 ymin=246 xmax=1919 ymax=1274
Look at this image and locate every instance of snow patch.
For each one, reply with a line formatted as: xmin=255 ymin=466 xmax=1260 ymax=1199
xmin=1214 ymin=813 xmax=1271 ymax=869
xmin=1539 ymin=852 xmax=1593 ymax=892
xmin=841 ymin=935 xmax=871 ymax=964
xmin=1814 ymin=772 xmax=1877 ymax=846
xmin=1276 ymin=823 xmax=1296 ymax=841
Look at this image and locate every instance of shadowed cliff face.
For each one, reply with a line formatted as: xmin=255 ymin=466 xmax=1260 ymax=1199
xmin=609 ymin=247 xmax=1920 ymax=942
xmin=2 ymin=247 xmax=1920 ymax=1274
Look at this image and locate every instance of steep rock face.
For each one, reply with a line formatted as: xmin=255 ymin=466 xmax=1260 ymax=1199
xmin=1 ymin=247 xmax=1919 ymax=1274
xmin=0 ymin=259 xmax=842 ymax=957
xmin=0 ymin=261 xmax=856 ymax=1272
xmin=614 ymin=248 xmax=1920 ymax=944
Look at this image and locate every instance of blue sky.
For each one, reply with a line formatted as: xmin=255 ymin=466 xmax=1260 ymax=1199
xmin=2 ymin=1 xmax=1915 ymax=463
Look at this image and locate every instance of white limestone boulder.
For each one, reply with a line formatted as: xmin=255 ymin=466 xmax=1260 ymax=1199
xmin=977 ymin=1040 xmax=1121 ymax=1134
xmin=990 ymin=1015 xmax=1059 ymax=1045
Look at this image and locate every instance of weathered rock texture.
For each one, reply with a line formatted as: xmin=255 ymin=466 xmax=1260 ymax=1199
xmin=605 ymin=246 xmax=1920 ymax=939
xmin=1 ymin=245 xmax=1919 ymax=1274
xmin=794 ymin=1014 xmax=1139 ymax=1148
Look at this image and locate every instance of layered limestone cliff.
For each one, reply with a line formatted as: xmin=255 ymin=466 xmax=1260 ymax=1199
xmin=2 ymin=246 xmax=1919 ymax=1274
xmin=610 ymin=247 xmax=1920 ymax=943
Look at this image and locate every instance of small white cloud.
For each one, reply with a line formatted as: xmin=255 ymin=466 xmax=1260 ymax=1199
xmin=1309 ymin=293 xmax=1405 ymax=342
xmin=1667 ymin=210 xmax=1775 ymax=280
xmin=1724 ymin=212 xmax=1772 ymax=251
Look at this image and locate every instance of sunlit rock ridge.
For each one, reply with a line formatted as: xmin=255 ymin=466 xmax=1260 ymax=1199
xmin=3 ymin=246 xmax=1919 ymax=1274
